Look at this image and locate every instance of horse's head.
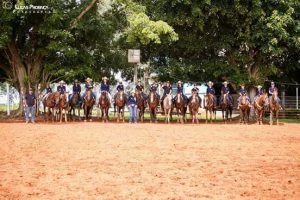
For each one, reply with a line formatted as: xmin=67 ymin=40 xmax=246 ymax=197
xmin=54 ymin=92 xmax=60 ymax=105
xmin=272 ymin=90 xmax=278 ymax=100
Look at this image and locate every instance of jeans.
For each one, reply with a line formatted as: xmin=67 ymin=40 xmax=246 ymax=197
xmin=25 ymin=106 xmax=35 ymax=122
xmin=128 ymin=105 xmax=137 ymax=123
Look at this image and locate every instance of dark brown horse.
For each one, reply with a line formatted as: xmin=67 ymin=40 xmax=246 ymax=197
xmin=147 ymin=91 xmax=159 ymax=123
xmin=43 ymin=92 xmax=60 ymax=122
xmin=269 ymin=91 xmax=280 ymax=125
xmin=59 ymin=94 xmax=68 ymax=123
xmin=135 ymin=90 xmax=146 ymax=123
xmin=239 ymin=95 xmax=251 ymax=124
xmin=83 ymin=90 xmax=95 ymax=122
xmin=174 ymin=93 xmax=187 ymax=124
xmin=220 ymin=93 xmax=233 ymax=123
xmin=204 ymin=94 xmax=216 ymax=124
xmin=254 ymin=93 xmax=268 ymax=125
xmin=189 ymin=92 xmax=200 ymax=124
xmin=68 ymin=93 xmax=81 ymax=121
xmin=114 ymin=91 xmax=127 ymax=123
xmin=98 ymin=91 xmax=110 ymax=123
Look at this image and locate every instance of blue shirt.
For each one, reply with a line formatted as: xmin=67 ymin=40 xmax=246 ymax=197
xmin=25 ymin=94 xmax=36 ymax=107
xmin=127 ymin=95 xmax=137 ymax=105
xmin=100 ymin=83 xmax=110 ymax=92
xmin=46 ymin=87 xmax=52 ymax=94
xmin=73 ymin=84 xmax=81 ymax=93
xmin=206 ymin=87 xmax=215 ymax=95
xmin=221 ymin=86 xmax=230 ymax=94
xmin=256 ymin=89 xmax=264 ymax=96
xmin=117 ymin=84 xmax=124 ymax=91
xmin=239 ymin=88 xmax=247 ymax=95
xmin=150 ymin=85 xmax=157 ymax=92
xmin=177 ymin=85 xmax=183 ymax=93
xmin=57 ymin=85 xmax=66 ymax=94
xmin=162 ymin=85 xmax=172 ymax=95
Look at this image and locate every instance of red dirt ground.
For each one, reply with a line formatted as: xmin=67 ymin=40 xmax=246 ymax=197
xmin=0 ymin=122 xmax=299 ymax=200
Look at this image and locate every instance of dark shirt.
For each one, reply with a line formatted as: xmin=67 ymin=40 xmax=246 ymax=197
xmin=57 ymin=85 xmax=66 ymax=94
xmin=239 ymin=88 xmax=247 ymax=95
xmin=127 ymin=95 xmax=137 ymax=105
xmin=85 ymin=83 xmax=93 ymax=91
xmin=269 ymin=87 xmax=278 ymax=95
xmin=162 ymin=85 xmax=172 ymax=95
xmin=256 ymin=89 xmax=264 ymax=96
xmin=136 ymin=84 xmax=144 ymax=91
xmin=221 ymin=86 xmax=230 ymax=94
xmin=206 ymin=87 xmax=215 ymax=95
xmin=25 ymin=94 xmax=36 ymax=107
xmin=117 ymin=84 xmax=124 ymax=91
xmin=177 ymin=85 xmax=183 ymax=93
xmin=100 ymin=83 xmax=110 ymax=92
xmin=150 ymin=85 xmax=157 ymax=92
xmin=73 ymin=84 xmax=81 ymax=93
xmin=192 ymin=87 xmax=199 ymax=93
xmin=46 ymin=87 xmax=52 ymax=94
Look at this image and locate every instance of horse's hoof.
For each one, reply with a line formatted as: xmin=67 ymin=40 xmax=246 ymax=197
xmin=84 ymin=120 xmax=87 ymax=122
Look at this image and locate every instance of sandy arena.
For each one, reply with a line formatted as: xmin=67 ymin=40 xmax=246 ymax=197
xmin=0 ymin=122 xmax=299 ymax=200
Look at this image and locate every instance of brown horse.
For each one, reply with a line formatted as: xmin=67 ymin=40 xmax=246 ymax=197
xmin=269 ymin=91 xmax=280 ymax=125
xmin=189 ymin=92 xmax=200 ymax=124
xmin=43 ymin=92 xmax=60 ymax=122
xmin=163 ymin=94 xmax=173 ymax=123
xmin=147 ymin=91 xmax=159 ymax=123
xmin=98 ymin=91 xmax=110 ymax=123
xmin=239 ymin=95 xmax=251 ymax=124
xmin=83 ymin=90 xmax=95 ymax=122
xmin=68 ymin=93 xmax=81 ymax=121
xmin=204 ymin=94 xmax=216 ymax=124
xmin=114 ymin=91 xmax=127 ymax=123
xmin=220 ymin=93 xmax=233 ymax=123
xmin=135 ymin=90 xmax=146 ymax=123
xmin=59 ymin=94 xmax=68 ymax=123
xmin=254 ymin=93 xmax=268 ymax=125
xmin=174 ymin=93 xmax=187 ymax=124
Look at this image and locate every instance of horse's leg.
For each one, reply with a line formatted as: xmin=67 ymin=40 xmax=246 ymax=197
xmin=90 ymin=106 xmax=93 ymax=122
xmin=205 ymin=109 xmax=208 ymax=124
xmin=122 ymin=107 xmax=125 ymax=123
xmin=116 ymin=107 xmax=120 ymax=123
xmin=270 ymin=110 xmax=273 ymax=125
xmin=276 ymin=110 xmax=279 ymax=125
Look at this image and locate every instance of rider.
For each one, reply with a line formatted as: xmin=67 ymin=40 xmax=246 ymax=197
xmin=206 ymin=81 xmax=217 ymax=109
xmin=253 ymin=85 xmax=264 ymax=104
xmin=237 ymin=83 xmax=251 ymax=109
xmin=150 ymin=81 xmax=160 ymax=98
xmin=174 ymin=81 xmax=188 ymax=106
xmin=268 ymin=81 xmax=282 ymax=109
xmin=220 ymin=81 xmax=233 ymax=106
xmin=42 ymin=82 xmax=52 ymax=102
xmin=136 ymin=79 xmax=147 ymax=100
xmin=82 ymin=78 xmax=96 ymax=102
xmin=57 ymin=80 xmax=66 ymax=95
xmin=114 ymin=81 xmax=125 ymax=102
xmin=69 ymin=79 xmax=81 ymax=103
xmin=100 ymin=76 xmax=111 ymax=104
xmin=161 ymin=81 xmax=172 ymax=109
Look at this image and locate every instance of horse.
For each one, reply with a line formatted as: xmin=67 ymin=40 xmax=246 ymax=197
xmin=254 ymin=93 xmax=268 ymax=125
xmin=59 ymin=94 xmax=68 ymax=123
xmin=147 ymin=91 xmax=159 ymax=123
xmin=239 ymin=95 xmax=251 ymax=124
xmin=174 ymin=93 xmax=187 ymax=124
xmin=220 ymin=93 xmax=233 ymax=123
xmin=98 ymin=91 xmax=110 ymax=123
xmin=68 ymin=93 xmax=81 ymax=121
xmin=204 ymin=94 xmax=216 ymax=124
xmin=163 ymin=94 xmax=173 ymax=123
xmin=114 ymin=91 xmax=127 ymax=123
xmin=135 ymin=90 xmax=146 ymax=123
xmin=83 ymin=90 xmax=95 ymax=122
xmin=43 ymin=92 xmax=60 ymax=122
xmin=189 ymin=92 xmax=200 ymax=124
xmin=269 ymin=91 xmax=280 ymax=125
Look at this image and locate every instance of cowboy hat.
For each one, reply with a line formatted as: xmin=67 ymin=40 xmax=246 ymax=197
xmin=137 ymin=79 xmax=141 ymax=82
xmin=240 ymin=83 xmax=245 ymax=86
xmin=257 ymin=85 xmax=262 ymax=88
xmin=86 ymin=77 xmax=92 ymax=82
xmin=102 ymin=76 xmax=108 ymax=80
xmin=59 ymin=80 xmax=65 ymax=84
xmin=177 ymin=80 xmax=182 ymax=84
xmin=131 ymin=90 xmax=135 ymax=94
xmin=271 ymin=81 xmax=275 ymax=85
xmin=223 ymin=81 xmax=228 ymax=85
xmin=207 ymin=81 xmax=213 ymax=86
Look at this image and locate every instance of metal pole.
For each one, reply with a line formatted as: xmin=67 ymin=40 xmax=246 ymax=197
xmin=6 ymin=83 xmax=10 ymax=116
xmin=281 ymin=85 xmax=285 ymax=109
xmin=133 ymin=63 xmax=138 ymax=84
xmin=296 ymin=82 xmax=299 ymax=110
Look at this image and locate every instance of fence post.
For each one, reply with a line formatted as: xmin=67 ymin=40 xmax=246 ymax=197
xmin=281 ymin=84 xmax=285 ymax=109
xmin=296 ymin=82 xmax=299 ymax=110
xmin=6 ymin=83 xmax=10 ymax=116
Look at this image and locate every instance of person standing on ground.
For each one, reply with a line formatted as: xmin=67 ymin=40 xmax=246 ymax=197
xmin=25 ymin=88 xmax=36 ymax=123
